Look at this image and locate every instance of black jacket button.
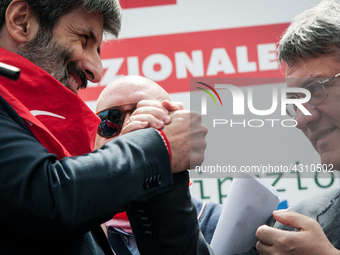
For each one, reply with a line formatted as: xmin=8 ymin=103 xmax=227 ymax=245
xmin=150 ymin=176 xmax=156 ymax=187
xmin=138 ymin=210 xmax=146 ymax=215
xmin=141 ymin=216 xmax=149 ymax=222
xmin=145 ymin=230 xmax=153 ymax=236
xmin=144 ymin=178 xmax=150 ymax=189
xmin=157 ymin=175 xmax=162 ymax=185
xmin=142 ymin=224 xmax=151 ymax=230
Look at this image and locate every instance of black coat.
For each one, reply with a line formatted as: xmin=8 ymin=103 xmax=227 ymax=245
xmin=0 ymin=95 xmax=213 ymax=255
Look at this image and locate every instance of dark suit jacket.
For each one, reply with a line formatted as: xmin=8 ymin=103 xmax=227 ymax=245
xmin=108 ymin=196 xmax=222 ymax=254
xmin=0 ymin=95 xmax=211 ymax=254
xmin=126 ymin=172 xmax=216 ymax=255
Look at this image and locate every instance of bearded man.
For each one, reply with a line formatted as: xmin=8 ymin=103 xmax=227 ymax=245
xmin=0 ymin=1 xmax=210 ymax=254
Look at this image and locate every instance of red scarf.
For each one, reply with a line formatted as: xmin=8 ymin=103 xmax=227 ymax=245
xmin=0 ymin=47 xmax=100 ymax=158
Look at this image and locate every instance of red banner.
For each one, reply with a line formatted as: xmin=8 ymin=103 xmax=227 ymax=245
xmin=119 ymin=0 xmax=177 ymax=9
xmin=79 ymin=23 xmax=288 ymax=102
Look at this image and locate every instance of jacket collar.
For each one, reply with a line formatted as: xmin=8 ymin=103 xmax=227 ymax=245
xmin=0 ymin=47 xmax=100 ymax=158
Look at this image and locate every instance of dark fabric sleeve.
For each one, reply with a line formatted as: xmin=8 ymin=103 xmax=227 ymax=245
xmin=0 ymin=99 xmax=173 ymax=238
xmin=126 ymin=171 xmax=215 ymax=255
xmin=192 ymin=197 xmax=222 ymax=244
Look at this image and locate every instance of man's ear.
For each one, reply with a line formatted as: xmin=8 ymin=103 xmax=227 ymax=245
xmin=5 ymin=0 xmax=39 ymax=44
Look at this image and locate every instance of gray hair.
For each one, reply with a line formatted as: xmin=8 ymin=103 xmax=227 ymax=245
xmin=0 ymin=0 xmax=122 ymax=38
xmin=278 ymin=0 xmax=340 ymax=66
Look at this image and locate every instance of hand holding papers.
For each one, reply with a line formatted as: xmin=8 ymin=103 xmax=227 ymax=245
xmin=210 ymin=172 xmax=280 ymax=255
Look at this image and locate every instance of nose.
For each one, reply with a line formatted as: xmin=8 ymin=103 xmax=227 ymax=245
xmin=295 ymin=103 xmax=320 ymax=130
xmin=81 ymin=51 xmax=103 ymax=83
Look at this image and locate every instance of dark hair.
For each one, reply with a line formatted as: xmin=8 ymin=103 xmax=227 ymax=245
xmin=278 ymin=0 xmax=340 ymax=66
xmin=0 ymin=0 xmax=122 ymax=38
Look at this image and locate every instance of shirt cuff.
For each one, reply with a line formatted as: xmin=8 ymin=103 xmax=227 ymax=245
xmin=156 ymin=129 xmax=171 ymax=163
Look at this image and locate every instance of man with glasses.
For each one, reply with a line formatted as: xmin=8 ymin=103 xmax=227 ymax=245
xmin=256 ymin=0 xmax=340 ymax=254
xmin=286 ymin=73 xmax=340 ymax=117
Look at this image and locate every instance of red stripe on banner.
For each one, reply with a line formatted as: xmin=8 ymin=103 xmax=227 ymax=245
xmin=120 ymin=0 xmax=177 ymax=9
xmin=79 ymin=23 xmax=288 ymax=102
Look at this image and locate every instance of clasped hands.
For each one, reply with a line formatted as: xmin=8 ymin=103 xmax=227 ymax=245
xmin=121 ymin=99 xmax=207 ymax=173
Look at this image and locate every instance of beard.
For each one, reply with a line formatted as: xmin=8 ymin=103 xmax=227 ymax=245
xmin=16 ymin=30 xmax=87 ymax=93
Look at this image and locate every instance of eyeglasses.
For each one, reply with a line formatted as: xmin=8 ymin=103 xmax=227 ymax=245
xmin=286 ymin=72 xmax=340 ymax=117
xmin=96 ymin=103 xmax=137 ymax=138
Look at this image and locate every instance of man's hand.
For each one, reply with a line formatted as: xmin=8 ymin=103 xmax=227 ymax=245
xmin=162 ymin=110 xmax=207 ymax=173
xmin=255 ymin=210 xmax=339 ymax=255
xmin=162 ymin=100 xmax=184 ymax=111
xmin=120 ymin=99 xmax=207 ymax=173
xmin=121 ymin=100 xmax=171 ymax=135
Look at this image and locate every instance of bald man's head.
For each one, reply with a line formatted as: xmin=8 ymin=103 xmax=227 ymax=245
xmin=96 ymin=75 xmax=171 ymax=112
xmin=95 ymin=75 xmax=172 ymax=149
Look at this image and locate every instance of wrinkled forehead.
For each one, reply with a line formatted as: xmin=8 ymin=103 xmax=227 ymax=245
xmin=285 ymin=54 xmax=340 ymax=85
xmin=97 ymin=81 xmax=171 ymax=111
xmin=98 ymin=91 xmax=160 ymax=111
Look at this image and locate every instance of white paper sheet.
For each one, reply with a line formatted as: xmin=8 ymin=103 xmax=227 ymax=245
xmin=210 ymin=172 xmax=280 ymax=255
